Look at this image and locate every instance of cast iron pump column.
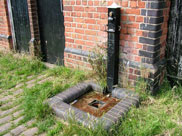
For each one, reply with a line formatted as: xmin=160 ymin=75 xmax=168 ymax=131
xmin=107 ymin=3 xmax=121 ymax=93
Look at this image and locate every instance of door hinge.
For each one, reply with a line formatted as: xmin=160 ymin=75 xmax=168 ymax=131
xmin=60 ymin=0 xmax=63 ymax=12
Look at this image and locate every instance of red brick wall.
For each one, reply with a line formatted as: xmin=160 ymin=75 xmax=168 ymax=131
xmin=63 ymin=0 xmax=171 ymax=93
xmin=27 ymin=0 xmax=40 ymax=41
xmin=63 ymin=0 xmax=109 ymax=69
xmin=0 ymin=0 xmax=12 ymax=49
xmin=0 ymin=0 xmax=171 ymax=92
xmin=63 ymin=0 xmax=146 ymax=68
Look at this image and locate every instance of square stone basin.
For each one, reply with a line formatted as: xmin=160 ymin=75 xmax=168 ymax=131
xmin=48 ymin=82 xmax=139 ymax=130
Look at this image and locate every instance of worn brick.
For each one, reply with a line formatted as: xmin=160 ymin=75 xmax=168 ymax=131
xmin=143 ymin=44 xmax=161 ymax=52
xmin=139 ymin=50 xmax=159 ymax=58
xmin=0 ymin=95 xmax=13 ymax=102
xmin=141 ymin=9 xmax=163 ymax=17
xmin=141 ymin=57 xmax=160 ymax=64
xmin=0 ymin=123 xmax=12 ymax=133
xmin=0 ymin=115 xmax=12 ymax=124
xmin=3 ymin=133 xmax=11 ymax=136
xmin=0 ymin=106 xmax=19 ymax=117
xmin=103 ymin=113 xmax=118 ymax=123
xmin=21 ymin=127 xmax=38 ymax=136
xmin=13 ymin=116 xmax=24 ymax=125
xmin=140 ymin=24 xmax=161 ymax=31
xmin=13 ymin=110 xmax=23 ymax=118
xmin=10 ymin=125 xmax=26 ymax=136
xmin=0 ymin=101 xmax=13 ymax=109
xmin=147 ymin=2 xmax=166 ymax=9
xmin=64 ymin=6 xmax=72 ymax=11
xmin=26 ymin=119 xmax=36 ymax=127
xmin=144 ymin=17 xmax=164 ymax=24
xmin=139 ymin=37 xmax=160 ymax=45
xmin=148 ymin=31 xmax=163 ymax=38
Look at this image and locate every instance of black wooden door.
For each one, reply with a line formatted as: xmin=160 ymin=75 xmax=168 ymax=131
xmin=37 ymin=0 xmax=65 ymax=65
xmin=11 ymin=0 xmax=31 ymax=52
xmin=167 ymin=0 xmax=182 ymax=85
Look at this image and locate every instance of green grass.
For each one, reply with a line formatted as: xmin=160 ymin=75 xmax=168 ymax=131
xmin=112 ymin=80 xmax=182 ymax=136
xmin=22 ymin=66 xmax=87 ymax=134
xmin=0 ymin=52 xmax=46 ymax=89
xmin=0 ymin=51 xmax=182 ymax=136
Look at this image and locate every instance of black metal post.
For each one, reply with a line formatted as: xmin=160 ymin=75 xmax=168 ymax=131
xmin=107 ymin=4 xmax=120 ymax=93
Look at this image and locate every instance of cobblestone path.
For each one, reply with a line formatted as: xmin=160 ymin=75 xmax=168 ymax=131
xmin=0 ymin=74 xmax=52 ymax=136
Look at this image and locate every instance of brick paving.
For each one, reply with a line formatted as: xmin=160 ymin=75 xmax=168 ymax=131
xmin=0 ymin=75 xmax=51 ymax=136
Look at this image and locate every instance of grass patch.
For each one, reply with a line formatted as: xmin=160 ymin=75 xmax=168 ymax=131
xmin=113 ymin=80 xmax=182 ymax=136
xmin=23 ymin=76 xmax=182 ymax=135
xmin=0 ymin=52 xmax=46 ymax=89
xmin=0 ymin=51 xmax=182 ymax=135
xmin=22 ymin=66 xmax=87 ymax=134
xmin=47 ymin=121 xmax=63 ymax=136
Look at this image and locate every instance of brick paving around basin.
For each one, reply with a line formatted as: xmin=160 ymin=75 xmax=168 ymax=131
xmin=0 ymin=74 xmax=51 ymax=136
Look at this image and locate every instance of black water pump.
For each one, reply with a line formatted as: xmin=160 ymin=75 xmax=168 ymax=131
xmin=106 ymin=3 xmax=121 ymax=93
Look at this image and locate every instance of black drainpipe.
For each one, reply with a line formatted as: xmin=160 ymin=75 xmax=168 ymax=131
xmin=107 ymin=3 xmax=121 ymax=93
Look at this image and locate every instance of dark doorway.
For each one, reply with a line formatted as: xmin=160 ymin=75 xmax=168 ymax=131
xmin=37 ymin=0 xmax=65 ymax=65
xmin=167 ymin=0 xmax=182 ymax=85
xmin=10 ymin=0 xmax=31 ymax=52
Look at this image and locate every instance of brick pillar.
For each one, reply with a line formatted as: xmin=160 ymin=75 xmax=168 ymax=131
xmin=27 ymin=0 xmax=41 ymax=57
xmin=119 ymin=0 xmax=171 ymax=93
xmin=139 ymin=0 xmax=170 ymax=93
xmin=0 ymin=0 xmax=12 ymax=49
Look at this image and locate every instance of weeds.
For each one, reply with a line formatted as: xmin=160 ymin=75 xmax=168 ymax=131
xmin=47 ymin=121 xmax=63 ymax=136
xmin=88 ymin=45 xmax=107 ymax=88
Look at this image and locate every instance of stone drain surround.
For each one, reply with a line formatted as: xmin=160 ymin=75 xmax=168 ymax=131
xmin=48 ymin=82 xmax=139 ymax=130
